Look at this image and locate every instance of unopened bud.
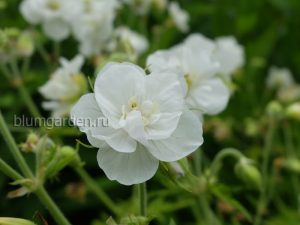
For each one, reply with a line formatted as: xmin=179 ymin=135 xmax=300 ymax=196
xmin=266 ymin=101 xmax=283 ymax=118
xmin=286 ymin=102 xmax=300 ymax=121
xmin=235 ymin=158 xmax=262 ymax=189
xmin=45 ymin=146 xmax=77 ymax=178
xmin=152 ymin=0 xmax=167 ymax=11
xmin=17 ymin=32 xmax=34 ymax=57
xmin=283 ymin=158 xmax=300 ymax=174
xmin=20 ymin=133 xmax=39 ymax=153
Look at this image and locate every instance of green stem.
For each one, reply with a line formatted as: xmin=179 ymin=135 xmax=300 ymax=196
xmin=0 ymin=62 xmax=10 ymax=80
xmin=18 ymin=83 xmax=42 ymax=118
xmin=254 ymin=119 xmax=277 ymax=225
xmin=0 ymin=112 xmax=34 ymax=178
xmin=21 ymin=57 xmax=31 ymax=74
xmin=8 ymin=60 xmax=42 ymax=118
xmin=53 ymin=41 xmax=60 ymax=61
xmin=194 ymin=149 xmax=202 ymax=176
xmin=138 ymin=182 xmax=147 ymax=217
xmin=210 ymin=148 xmax=244 ymax=176
xmin=35 ymin=186 xmax=72 ymax=225
xmin=73 ymin=166 xmax=121 ymax=216
xmin=0 ymin=158 xmax=24 ymax=180
xmin=283 ymin=122 xmax=300 ymax=206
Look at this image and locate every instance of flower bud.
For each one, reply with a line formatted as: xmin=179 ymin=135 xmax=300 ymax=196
xmin=286 ymin=102 xmax=300 ymax=121
xmin=45 ymin=146 xmax=77 ymax=178
xmin=152 ymin=0 xmax=167 ymax=11
xmin=266 ymin=101 xmax=283 ymax=118
xmin=0 ymin=217 xmax=36 ymax=225
xmin=244 ymin=118 xmax=259 ymax=137
xmin=277 ymin=85 xmax=300 ymax=103
xmin=283 ymin=158 xmax=300 ymax=174
xmin=234 ymin=158 xmax=262 ymax=189
xmin=20 ymin=132 xmax=39 ymax=153
xmin=0 ymin=0 xmax=7 ymax=10
xmin=16 ymin=32 xmax=34 ymax=57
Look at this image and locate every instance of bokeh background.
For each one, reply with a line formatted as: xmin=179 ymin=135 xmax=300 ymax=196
xmin=1 ymin=0 xmax=300 ymax=224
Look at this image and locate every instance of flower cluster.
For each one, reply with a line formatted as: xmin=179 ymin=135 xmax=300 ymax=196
xmin=22 ymin=1 xmax=244 ymax=185
xmin=19 ymin=0 xmax=190 ymax=57
xmin=20 ymin=0 xmax=120 ymax=56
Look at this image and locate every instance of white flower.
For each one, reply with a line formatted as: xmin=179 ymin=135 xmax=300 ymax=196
xmin=214 ymin=36 xmax=245 ymax=77
xmin=114 ymin=26 xmax=149 ymax=56
xmin=39 ymin=55 xmax=87 ymax=118
xmin=71 ymin=62 xmax=203 ymax=185
xmin=71 ymin=0 xmax=119 ymax=56
xmin=168 ymin=2 xmax=189 ymax=33
xmin=147 ymin=34 xmax=230 ymax=115
xmin=20 ymin=0 xmax=74 ymax=41
xmin=266 ymin=66 xmax=295 ymax=89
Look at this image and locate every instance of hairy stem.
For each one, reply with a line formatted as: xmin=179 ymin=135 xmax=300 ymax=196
xmin=0 ymin=158 xmax=24 ymax=180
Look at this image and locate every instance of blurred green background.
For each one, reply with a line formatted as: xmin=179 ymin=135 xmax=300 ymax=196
xmin=1 ymin=0 xmax=300 ymax=225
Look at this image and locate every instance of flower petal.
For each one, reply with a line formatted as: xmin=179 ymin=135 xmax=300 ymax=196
xmin=86 ymin=130 xmax=108 ymax=149
xmin=42 ymin=18 xmax=70 ymax=41
xmin=186 ymin=77 xmax=230 ymax=115
xmin=97 ymin=145 xmax=159 ymax=185
xmin=92 ymin=128 xmax=137 ymax=153
xmin=122 ymin=110 xmax=146 ymax=140
xmin=145 ymin=71 xmax=184 ymax=113
xmin=145 ymin=112 xmax=182 ymax=140
xmin=143 ymin=110 xmax=203 ymax=162
xmin=94 ymin=62 xmax=145 ymax=128
xmin=70 ymin=93 xmax=104 ymax=132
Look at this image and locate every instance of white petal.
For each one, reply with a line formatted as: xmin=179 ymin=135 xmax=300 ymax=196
xmin=181 ymin=47 xmax=219 ymax=78
xmin=97 ymin=145 xmax=159 ymax=185
xmin=143 ymin=110 xmax=203 ymax=162
xmin=19 ymin=0 xmax=42 ymax=24
xmin=123 ymin=110 xmax=146 ymax=140
xmin=94 ymin=62 xmax=145 ymax=128
xmin=59 ymin=54 xmax=84 ymax=75
xmin=215 ymin=36 xmax=244 ymax=76
xmin=86 ymin=130 xmax=108 ymax=149
xmin=42 ymin=18 xmax=70 ymax=41
xmin=183 ymin=33 xmax=215 ymax=53
xmin=145 ymin=112 xmax=182 ymax=140
xmin=70 ymin=93 xmax=104 ymax=132
xmin=186 ymin=77 xmax=230 ymax=115
xmin=146 ymin=49 xmax=182 ymax=74
xmin=92 ymin=128 xmax=137 ymax=153
xmin=145 ymin=71 xmax=184 ymax=113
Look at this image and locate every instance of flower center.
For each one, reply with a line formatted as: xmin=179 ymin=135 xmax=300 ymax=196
xmin=121 ymin=96 xmax=159 ymax=126
xmin=47 ymin=0 xmax=60 ymax=10
xmin=184 ymin=74 xmax=193 ymax=90
xmin=128 ymin=96 xmax=139 ymax=110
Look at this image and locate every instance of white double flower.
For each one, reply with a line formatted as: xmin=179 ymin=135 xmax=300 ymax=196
xmin=71 ymin=62 xmax=203 ymax=185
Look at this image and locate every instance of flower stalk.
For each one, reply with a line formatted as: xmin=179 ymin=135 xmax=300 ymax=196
xmin=0 ymin=157 xmax=24 ymax=181
xmin=138 ymin=182 xmax=147 ymax=217
xmin=253 ymin=119 xmax=277 ymax=225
